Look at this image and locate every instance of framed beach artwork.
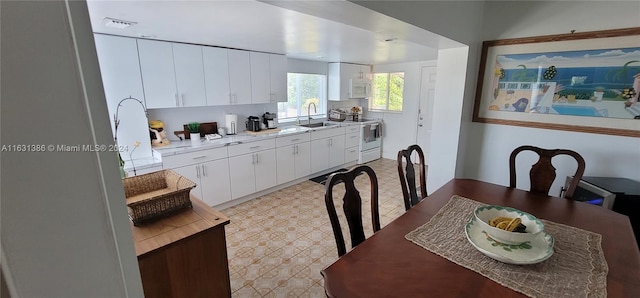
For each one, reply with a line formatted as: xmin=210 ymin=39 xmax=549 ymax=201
xmin=473 ymin=27 xmax=640 ymax=137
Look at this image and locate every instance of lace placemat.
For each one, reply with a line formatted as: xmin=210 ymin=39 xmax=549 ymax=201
xmin=405 ymin=195 xmax=608 ymax=298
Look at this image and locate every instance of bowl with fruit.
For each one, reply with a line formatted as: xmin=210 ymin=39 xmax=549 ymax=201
xmin=473 ymin=205 xmax=544 ymax=245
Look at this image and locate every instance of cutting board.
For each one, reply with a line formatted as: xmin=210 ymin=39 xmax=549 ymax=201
xmin=245 ymin=128 xmax=281 ymax=136
xmin=182 ymin=122 xmax=217 ymax=139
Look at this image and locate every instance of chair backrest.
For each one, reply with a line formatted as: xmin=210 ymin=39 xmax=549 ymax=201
xmin=324 ymin=165 xmax=380 ymax=257
xmin=397 ymin=145 xmax=428 ymax=210
xmin=509 ymin=145 xmax=586 ymax=199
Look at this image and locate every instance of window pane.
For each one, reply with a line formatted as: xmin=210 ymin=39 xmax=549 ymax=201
xmin=372 ymin=73 xmax=388 ymax=110
xmin=369 ymin=72 xmax=404 ymax=112
xmin=389 ymin=72 xmax=404 ymax=111
xmin=278 ymin=73 xmax=326 ymax=120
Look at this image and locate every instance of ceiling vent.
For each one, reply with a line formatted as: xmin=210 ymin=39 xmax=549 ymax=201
xmin=104 ymin=17 xmax=137 ymax=29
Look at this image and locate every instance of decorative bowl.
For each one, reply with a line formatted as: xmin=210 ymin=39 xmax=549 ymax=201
xmin=473 ymin=205 xmax=544 ymax=245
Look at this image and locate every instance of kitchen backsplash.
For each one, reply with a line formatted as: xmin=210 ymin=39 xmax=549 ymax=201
xmin=147 ymin=103 xmax=277 ymax=140
xmin=147 ymin=98 xmax=369 ymax=141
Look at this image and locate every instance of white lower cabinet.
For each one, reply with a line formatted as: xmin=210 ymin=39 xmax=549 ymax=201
xmin=164 ymin=147 xmax=231 ymax=206
xmin=276 ymin=133 xmax=311 ymax=184
xmin=228 ymin=139 xmax=277 ymax=199
xmin=310 ymin=127 xmax=346 ymax=173
xmin=344 ymin=125 xmax=360 ymax=163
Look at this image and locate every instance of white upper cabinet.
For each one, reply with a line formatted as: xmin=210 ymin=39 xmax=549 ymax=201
xmin=172 ymin=43 xmax=206 ymax=107
xmin=138 ymin=40 xmax=206 ymax=108
xmin=227 ymin=49 xmax=252 ymax=105
xmin=93 ymin=34 xmax=151 ymax=160
xmin=269 ymin=54 xmax=288 ymax=103
xmin=328 ymin=63 xmax=372 ymax=101
xmin=202 ymin=47 xmax=231 ymax=106
xmin=250 ymin=52 xmax=271 ymax=104
xmin=137 ymin=39 xmax=178 ymax=108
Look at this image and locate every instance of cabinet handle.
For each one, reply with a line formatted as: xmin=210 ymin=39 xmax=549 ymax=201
xmin=175 ymin=93 xmax=179 ymax=106
xmin=196 ymin=164 xmax=201 ymax=178
xmin=181 ymin=94 xmax=185 ymax=106
xmin=255 ymin=153 xmax=259 ymax=164
xmin=329 ymin=139 xmax=333 ymax=146
xmin=290 ymin=138 xmax=299 ymax=142
xmin=250 ymin=146 xmax=260 ymax=149
xmin=202 ymin=164 xmax=206 ymax=176
xmin=252 ymin=154 xmax=256 ymax=164
xmin=192 ymin=156 xmax=207 ymax=159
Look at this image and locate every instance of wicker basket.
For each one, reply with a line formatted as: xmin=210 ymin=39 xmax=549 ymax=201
xmin=122 ymin=169 xmax=196 ymax=226
xmin=329 ymin=110 xmax=347 ymax=122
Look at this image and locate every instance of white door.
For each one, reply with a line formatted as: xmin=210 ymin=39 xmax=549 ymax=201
xmin=310 ymin=138 xmax=329 ymax=173
xmin=269 ymin=54 xmax=288 ymax=102
xmin=276 ymin=145 xmax=296 ymax=184
xmin=228 ymin=153 xmax=256 ymax=199
xmin=199 ymin=159 xmax=232 ymax=207
xmin=416 ymin=66 xmax=437 ymax=163
xmin=328 ymin=135 xmax=345 ymax=168
xmin=250 ymin=52 xmax=271 ymax=104
xmin=172 ymin=164 xmax=203 ymax=199
xmin=254 ymin=149 xmax=277 ymax=192
xmin=202 ymin=47 xmax=231 ymax=106
xmin=227 ymin=49 xmax=252 ymax=105
xmin=137 ymin=39 xmax=177 ymax=108
xmin=294 ymin=142 xmax=311 ymax=179
xmin=173 ymin=43 xmax=206 ymax=107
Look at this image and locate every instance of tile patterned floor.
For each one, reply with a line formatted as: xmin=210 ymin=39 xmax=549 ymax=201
xmin=221 ymin=158 xmax=412 ymax=297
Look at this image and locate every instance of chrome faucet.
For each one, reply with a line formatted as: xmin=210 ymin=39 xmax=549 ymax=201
xmin=308 ymin=102 xmax=317 ymax=126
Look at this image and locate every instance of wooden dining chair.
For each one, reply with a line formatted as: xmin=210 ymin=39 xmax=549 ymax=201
xmin=509 ymin=145 xmax=586 ymax=199
xmin=397 ymin=144 xmax=428 ymax=211
xmin=324 ymin=165 xmax=380 ymax=257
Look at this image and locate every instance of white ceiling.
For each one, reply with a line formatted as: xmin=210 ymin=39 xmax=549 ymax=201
xmin=86 ymin=0 xmax=460 ymax=65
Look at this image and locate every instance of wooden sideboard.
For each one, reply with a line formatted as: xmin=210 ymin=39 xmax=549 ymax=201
xmin=129 ymin=195 xmax=231 ymax=297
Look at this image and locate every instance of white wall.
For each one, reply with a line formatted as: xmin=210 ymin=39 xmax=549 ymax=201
xmin=354 ymin=0 xmax=485 ymax=191
xmin=368 ymin=61 xmax=437 ymax=161
xmin=354 ymin=0 xmax=640 ymax=194
xmin=1 ymin=1 xmax=143 ymax=297
xmin=466 ymin=1 xmax=640 ymax=195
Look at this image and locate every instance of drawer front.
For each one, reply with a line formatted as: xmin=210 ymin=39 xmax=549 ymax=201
xmin=163 ymin=146 xmax=228 ymax=169
xmin=345 ymin=125 xmax=360 ymax=134
xmin=228 ymin=138 xmax=276 ymax=157
xmin=276 ymin=133 xmax=310 ymax=147
xmin=345 ymin=146 xmax=359 ymax=163
xmin=345 ymin=132 xmax=359 ymax=148
xmin=310 ymin=126 xmax=345 ymax=140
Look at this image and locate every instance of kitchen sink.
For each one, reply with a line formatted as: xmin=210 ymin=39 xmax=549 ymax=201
xmin=297 ymin=122 xmax=325 ymax=128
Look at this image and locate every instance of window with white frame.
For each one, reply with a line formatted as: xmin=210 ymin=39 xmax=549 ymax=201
xmin=370 ymin=72 xmax=404 ymax=112
xmin=277 ymin=73 xmax=327 ymax=121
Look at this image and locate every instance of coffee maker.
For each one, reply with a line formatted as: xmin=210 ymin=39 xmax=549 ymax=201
xmin=246 ymin=116 xmax=261 ymax=132
xmin=262 ymin=112 xmax=277 ymax=129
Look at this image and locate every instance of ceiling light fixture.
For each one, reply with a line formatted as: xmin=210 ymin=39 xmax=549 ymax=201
xmin=104 ymin=17 xmax=137 ymax=29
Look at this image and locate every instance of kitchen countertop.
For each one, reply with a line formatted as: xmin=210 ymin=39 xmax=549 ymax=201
xmin=153 ymin=123 xmax=353 ymax=157
xmin=123 ymin=153 xmax=163 ymax=172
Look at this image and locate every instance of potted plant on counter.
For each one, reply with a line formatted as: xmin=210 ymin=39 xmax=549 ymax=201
xmin=187 ymin=122 xmax=200 ymax=145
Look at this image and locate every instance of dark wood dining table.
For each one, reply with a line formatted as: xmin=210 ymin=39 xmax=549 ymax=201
xmin=321 ymin=179 xmax=640 ymax=297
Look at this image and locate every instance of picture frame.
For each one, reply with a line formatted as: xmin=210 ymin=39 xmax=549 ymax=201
xmin=473 ymin=27 xmax=640 ymax=137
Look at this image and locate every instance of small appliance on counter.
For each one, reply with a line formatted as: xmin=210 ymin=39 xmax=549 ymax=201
xmin=225 ymin=113 xmax=238 ymax=135
xmin=262 ymin=112 xmax=277 ymax=129
xmin=149 ymin=120 xmax=171 ymax=147
xmin=246 ymin=116 xmax=261 ymax=132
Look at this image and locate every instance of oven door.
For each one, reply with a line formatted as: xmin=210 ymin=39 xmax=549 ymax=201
xmin=361 ymin=123 xmax=381 ymax=151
